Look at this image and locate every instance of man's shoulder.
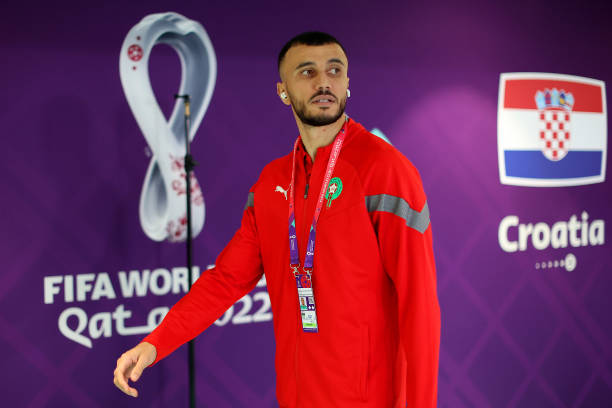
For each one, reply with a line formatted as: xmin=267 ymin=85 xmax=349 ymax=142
xmin=346 ymin=123 xmax=422 ymax=185
xmin=262 ymin=152 xmax=292 ymax=173
xmin=343 ymin=120 xmax=427 ymax=209
xmin=250 ymin=151 xmax=293 ymax=192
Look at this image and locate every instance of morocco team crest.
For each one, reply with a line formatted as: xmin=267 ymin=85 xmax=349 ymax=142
xmin=325 ymin=177 xmax=343 ymax=207
xmin=497 ymin=73 xmax=607 ymax=187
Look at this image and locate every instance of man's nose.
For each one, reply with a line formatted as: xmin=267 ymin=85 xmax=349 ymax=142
xmin=315 ymin=74 xmax=331 ymax=91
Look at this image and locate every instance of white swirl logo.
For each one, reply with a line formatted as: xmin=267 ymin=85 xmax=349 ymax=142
xmin=119 ymin=12 xmax=217 ymax=242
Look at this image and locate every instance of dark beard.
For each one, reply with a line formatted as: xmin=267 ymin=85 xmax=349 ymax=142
xmin=291 ymin=91 xmax=347 ymax=127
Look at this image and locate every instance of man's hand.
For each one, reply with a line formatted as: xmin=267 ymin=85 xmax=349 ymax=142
xmin=113 ymin=342 xmax=157 ymax=397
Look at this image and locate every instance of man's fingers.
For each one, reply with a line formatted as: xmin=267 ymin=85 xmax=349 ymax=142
xmin=130 ymin=343 xmax=155 ymax=382
xmin=114 ymin=353 xmax=139 ymax=397
xmin=114 ymin=361 xmax=130 ymax=390
xmin=116 ymin=353 xmax=134 ymax=375
xmin=114 ymin=344 xmax=157 ymax=397
xmin=130 ymin=358 xmax=146 ymax=382
xmin=114 ymin=371 xmax=138 ymax=397
xmin=114 ymin=367 xmax=133 ymax=395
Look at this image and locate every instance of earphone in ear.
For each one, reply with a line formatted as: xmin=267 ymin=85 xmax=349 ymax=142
xmin=281 ymin=92 xmax=287 ymax=99
xmin=347 ymin=89 xmax=351 ymax=98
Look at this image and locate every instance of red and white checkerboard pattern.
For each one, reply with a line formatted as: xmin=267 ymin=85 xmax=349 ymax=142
xmin=538 ymin=109 xmax=571 ymax=161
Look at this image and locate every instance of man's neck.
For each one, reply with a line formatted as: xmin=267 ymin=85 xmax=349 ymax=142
xmin=296 ymin=114 xmax=347 ymax=161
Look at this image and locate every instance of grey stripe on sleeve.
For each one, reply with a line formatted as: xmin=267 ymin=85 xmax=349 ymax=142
xmin=365 ymin=194 xmax=430 ymax=233
xmin=244 ymin=192 xmax=254 ymax=210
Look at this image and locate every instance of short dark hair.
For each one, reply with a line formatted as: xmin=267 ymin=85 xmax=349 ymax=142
xmin=277 ymin=31 xmax=347 ymax=71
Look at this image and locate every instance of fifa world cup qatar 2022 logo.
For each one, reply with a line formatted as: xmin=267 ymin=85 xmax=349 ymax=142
xmin=535 ymin=88 xmax=574 ymax=161
xmin=119 ymin=12 xmax=217 ymax=242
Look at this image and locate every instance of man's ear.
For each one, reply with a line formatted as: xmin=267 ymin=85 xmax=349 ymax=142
xmin=277 ymin=82 xmax=291 ymax=106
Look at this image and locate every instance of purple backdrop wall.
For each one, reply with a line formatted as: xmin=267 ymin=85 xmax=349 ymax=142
xmin=2 ymin=1 xmax=611 ymax=407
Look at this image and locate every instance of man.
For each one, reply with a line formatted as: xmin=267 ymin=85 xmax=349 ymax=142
xmin=114 ymin=31 xmax=440 ymax=407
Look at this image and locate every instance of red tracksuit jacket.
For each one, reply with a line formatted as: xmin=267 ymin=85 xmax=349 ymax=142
xmin=143 ymin=118 xmax=440 ymax=407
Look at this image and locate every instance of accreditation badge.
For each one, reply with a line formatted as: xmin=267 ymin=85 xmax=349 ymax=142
xmin=295 ymin=271 xmax=318 ymax=332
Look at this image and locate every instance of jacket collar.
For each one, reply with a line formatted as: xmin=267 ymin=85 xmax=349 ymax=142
xmin=295 ymin=116 xmax=355 ymax=165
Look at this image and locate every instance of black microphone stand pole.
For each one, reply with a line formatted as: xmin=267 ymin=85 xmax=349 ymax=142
xmin=175 ymin=93 xmax=196 ymax=408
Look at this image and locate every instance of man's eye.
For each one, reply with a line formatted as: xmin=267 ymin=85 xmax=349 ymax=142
xmin=329 ymin=67 xmax=341 ymax=75
xmin=301 ymin=69 xmax=312 ymax=76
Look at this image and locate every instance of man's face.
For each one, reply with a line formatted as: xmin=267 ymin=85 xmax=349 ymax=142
xmin=278 ymin=43 xmax=349 ymax=127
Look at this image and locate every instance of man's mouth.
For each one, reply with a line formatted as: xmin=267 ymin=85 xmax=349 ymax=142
xmin=311 ymin=95 xmax=336 ymax=105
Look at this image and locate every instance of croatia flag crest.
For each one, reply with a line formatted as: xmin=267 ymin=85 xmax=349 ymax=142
xmin=498 ymin=73 xmax=607 ymax=187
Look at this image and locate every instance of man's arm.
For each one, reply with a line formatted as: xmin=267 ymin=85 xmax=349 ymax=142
xmin=367 ymin=158 xmax=440 ymax=408
xmin=114 ymin=190 xmax=263 ymax=396
xmin=142 ymin=193 xmax=263 ymax=364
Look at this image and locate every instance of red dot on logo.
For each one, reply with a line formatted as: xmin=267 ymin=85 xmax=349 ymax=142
xmin=565 ymin=114 xmax=570 ymax=121
xmin=552 ymin=150 xmax=558 ymax=158
xmin=559 ymin=141 xmax=564 ymax=148
xmin=540 ymin=131 xmax=545 ymax=139
xmin=553 ymin=132 xmax=557 ymax=139
xmin=546 ymin=141 xmax=551 ymax=148
xmin=127 ymin=44 xmax=143 ymax=62
xmin=553 ymin=113 xmax=558 ymax=120
xmin=565 ymin=132 xmax=570 ymax=139
xmin=540 ymin=113 xmax=545 ymax=120
xmin=546 ymin=122 xmax=551 ymax=130
xmin=559 ymin=123 xmax=564 ymax=130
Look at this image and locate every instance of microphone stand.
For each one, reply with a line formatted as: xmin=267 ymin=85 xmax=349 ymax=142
xmin=175 ymin=93 xmax=196 ymax=408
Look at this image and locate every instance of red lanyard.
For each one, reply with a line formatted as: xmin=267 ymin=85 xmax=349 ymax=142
xmin=287 ymin=120 xmax=348 ymax=271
